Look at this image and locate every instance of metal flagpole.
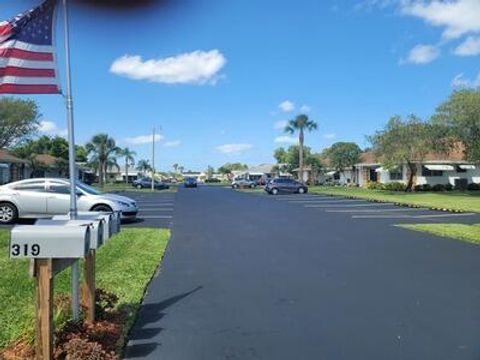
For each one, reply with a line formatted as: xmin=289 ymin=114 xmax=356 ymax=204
xmin=151 ymin=127 xmax=155 ymax=191
xmin=62 ymin=0 xmax=80 ymax=321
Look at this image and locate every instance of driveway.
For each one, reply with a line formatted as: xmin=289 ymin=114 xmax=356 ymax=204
xmin=125 ymin=186 xmax=480 ymax=359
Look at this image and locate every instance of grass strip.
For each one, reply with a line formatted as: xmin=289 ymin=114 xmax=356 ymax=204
xmin=310 ymin=186 xmax=480 ymax=213
xmin=398 ymin=223 xmax=480 ymax=245
xmin=0 ymin=227 xmax=169 ymax=349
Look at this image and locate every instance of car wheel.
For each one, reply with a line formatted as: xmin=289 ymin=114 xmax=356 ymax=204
xmin=136 ymin=184 xmax=143 ymax=189
xmin=250 ymin=184 xmax=255 ymax=189
xmin=271 ymin=188 xmax=279 ymax=195
xmin=298 ymin=187 xmax=305 ymax=194
xmin=0 ymin=202 xmax=18 ymax=224
xmin=232 ymin=184 xmax=239 ymax=189
xmin=92 ymin=204 xmax=113 ymax=213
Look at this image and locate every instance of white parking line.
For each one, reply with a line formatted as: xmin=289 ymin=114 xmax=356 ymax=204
xmin=139 ymin=215 xmax=173 ymax=219
xmin=352 ymin=213 xmax=476 ymax=219
xmin=139 ymin=208 xmax=174 ymax=212
xmin=305 ymin=203 xmax=394 ymax=208
xmin=325 ymin=208 xmax=427 ymax=213
xmin=289 ymin=199 xmax=369 ymax=204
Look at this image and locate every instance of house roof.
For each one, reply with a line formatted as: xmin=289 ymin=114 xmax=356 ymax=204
xmin=33 ymin=154 xmax=60 ymax=167
xmin=0 ymin=149 xmax=28 ymax=164
xmin=355 ymin=146 xmax=469 ymax=166
xmin=248 ymin=163 xmax=276 ymax=174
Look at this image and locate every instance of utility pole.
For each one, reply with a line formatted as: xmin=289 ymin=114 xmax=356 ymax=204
xmin=151 ymin=127 xmax=155 ymax=192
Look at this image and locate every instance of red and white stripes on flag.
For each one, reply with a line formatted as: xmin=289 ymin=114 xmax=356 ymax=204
xmin=0 ymin=0 xmax=60 ymax=94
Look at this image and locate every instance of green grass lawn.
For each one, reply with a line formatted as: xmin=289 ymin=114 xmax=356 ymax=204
xmin=93 ymin=183 xmax=178 ymax=193
xmin=398 ymin=223 xmax=480 ymax=245
xmin=310 ymin=186 xmax=480 ymax=213
xmin=0 ymin=227 xmax=169 ymax=349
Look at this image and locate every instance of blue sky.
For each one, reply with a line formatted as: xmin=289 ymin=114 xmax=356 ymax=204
xmin=2 ymin=0 xmax=480 ymax=171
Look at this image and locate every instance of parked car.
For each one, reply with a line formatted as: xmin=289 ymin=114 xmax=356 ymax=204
xmin=265 ymin=178 xmax=308 ymax=195
xmin=205 ymin=178 xmax=221 ymax=183
xmin=184 ymin=177 xmax=198 ymax=188
xmin=0 ymin=178 xmax=139 ymax=224
xmin=132 ymin=178 xmax=169 ymax=190
xmin=231 ymin=178 xmax=256 ymax=189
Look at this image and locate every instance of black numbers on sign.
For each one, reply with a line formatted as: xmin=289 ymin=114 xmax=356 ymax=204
xmin=11 ymin=243 xmax=41 ymax=257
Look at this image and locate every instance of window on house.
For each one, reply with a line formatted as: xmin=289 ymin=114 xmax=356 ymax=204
xmin=389 ymin=169 xmax=403 ymax=181
xmin=422 ymin=166 xmax=443 ymax=177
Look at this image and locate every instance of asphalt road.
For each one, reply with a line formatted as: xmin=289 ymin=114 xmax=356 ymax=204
xmin=125 ymin=186 xmax=480 ymax=360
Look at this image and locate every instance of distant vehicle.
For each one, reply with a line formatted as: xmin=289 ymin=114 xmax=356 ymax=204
xmin=231 ymin=178 xmax=256 ymax=189
xmin=184 ymin=177 xmax=198 ymax=188
xmin=205 ymin=178 xmax=221 ymax=183
xmin=265 ymin=178 xmax=308 ymax=195
xmin=0 ymin=178 xmax=138 ymax=224
xmin=132 ymin=178 xmax=170 ymax=190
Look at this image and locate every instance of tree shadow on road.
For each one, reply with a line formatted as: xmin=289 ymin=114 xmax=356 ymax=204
xmin=123 ymin=285 xmax=203 ymax=359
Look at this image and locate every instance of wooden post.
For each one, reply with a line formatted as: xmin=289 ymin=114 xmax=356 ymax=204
xmin=35 ymin=259 xmax=53 ymax=360
xmin=82 ymin=250 xmax=96 ymax=322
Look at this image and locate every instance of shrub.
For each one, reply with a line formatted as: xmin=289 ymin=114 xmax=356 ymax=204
xmin=467 ymin=183 xmax=480 ymax=191
xmin=432 ymin=184 xmax=446 ymax=192
xmin=445 ymin=184 xmax=453 ymax=191
xmin=415 ymin=184 xmax=432 ymax=192
xmin=366 ymin=182 xmax=385 ymax=190
xmin=383 ymin=182 xmax=406 ymax=192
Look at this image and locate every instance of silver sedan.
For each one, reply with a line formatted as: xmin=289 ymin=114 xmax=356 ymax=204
xmin=0 ymin=178 xmax=138 ymax=224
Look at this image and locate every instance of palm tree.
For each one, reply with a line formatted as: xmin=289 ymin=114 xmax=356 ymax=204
xmin=172 ymin=163 xmax=179 ymax=173
xmin=284 ymin=114 xmax=318 ymax=183
xmin=85 ymin=134 xmax=120 ymax=187
xmin=178 ymin=165 xmax=184 ymax=174
xmin=136 ymin=159 xmax=152 ymax=175
xmin=120 ymin=147 xmax=137 ymax=184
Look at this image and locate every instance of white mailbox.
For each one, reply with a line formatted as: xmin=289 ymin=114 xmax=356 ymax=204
xmin=75 ymin=211 xmax=119 ymax=237
xmin=54 ymin=212 xmax=113 ymax=241
xmin=36 ymin=219 xmax=104 ymax=250
xmin=10 ymin=225 xmax=90 ymax=259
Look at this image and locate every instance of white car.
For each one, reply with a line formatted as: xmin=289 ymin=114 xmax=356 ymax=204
xmin=0 ymin=178 xmax=138 ymax=224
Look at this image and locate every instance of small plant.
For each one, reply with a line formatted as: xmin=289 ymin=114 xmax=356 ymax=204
xmin=432 ymin=184 xmax=446 ymax=192
xmin=467 ymin=182 xmax=480 ymax=191
xmin=383 ymin=182 xmax=406 ymax=192
xmin=95 ymin=289 xmax=119 ymax=321
xmin=366 ymin=182 xmax=385 ymax=190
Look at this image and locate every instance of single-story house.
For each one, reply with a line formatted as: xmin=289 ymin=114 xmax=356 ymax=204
xmin=355 ymin=149 xmax=480 ymax=188
xmin=0 ymin=149 xmax=29 ymax=185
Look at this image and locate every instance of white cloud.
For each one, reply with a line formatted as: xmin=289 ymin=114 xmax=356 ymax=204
xmin=454 ymin=36 xmax=480 ymax=56
xmin=451 ymin=72 xmax=480 ymax=88
xmin=110 ymin=49 xmax=226 ymax=85
xmin=125 ymin=134 xmax=164 ymax=145
xmin=274 ymin=136 xmax=298 ymax=144
xmin=401 ymin=0 xmax=480 ymax=40
xmin=163 ymin=140 xmax=181 ymax=148
xmin=403 ymin=44 xmax=440 ymax=64
xmin=323 ymin=133 xmax=336 ymax=140
xmin=216 ymin=143 xmax=253 ymax=155
xmin=279 ymin=100 xmax=295 ymax=112
xmin=38 ymin=121 xmax=67 ymax=137
xmin=273 ymin=120 xmax=287 ymax=130
xmin=300 ymin=105 xmax=311 ymax=113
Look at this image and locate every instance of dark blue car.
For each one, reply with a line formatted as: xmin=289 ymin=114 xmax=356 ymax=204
xmin=184 ymin=177 xmax=198 ymax=188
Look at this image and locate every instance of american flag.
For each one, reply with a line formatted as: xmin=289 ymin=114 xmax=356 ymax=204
xmin=0 ymin=0 xmax=60 ymax=94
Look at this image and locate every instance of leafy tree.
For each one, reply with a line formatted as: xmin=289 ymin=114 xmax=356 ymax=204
xmin=75 ymin=145 xmax=88 ymax=162
xmin=85 ymin=134 xmax=120 ymax=187
xmin=0 ymin=97 xmax=40 ymax=148
xmin=217 ymin=162 xmax=248 ymax=175
xmin=119 ymin=147 xmax=137 ymax=184
xmin=431 ymin=89 xmax=480 ymax=163
xmin=273 ymin=145 xmax=319 ymax=176
xmin=136 ymin=159 xmax=152 ymax=174
xmin=369 ymin=115 xmax=436 ymax=191
xmin=206 ymin=165 xmax=215 ymax=179
xmin=284 ymin=114 xmax=318 ymax=182
xmin=324 ymin=142 xmax=362 ymax=177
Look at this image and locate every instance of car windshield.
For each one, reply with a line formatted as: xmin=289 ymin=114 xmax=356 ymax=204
xmin=76 ymin=181 xmax=102 ymax=195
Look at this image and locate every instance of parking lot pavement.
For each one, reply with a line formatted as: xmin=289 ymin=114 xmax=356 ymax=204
xmin=121 ymin=191 xmax=176 ymax=229
xmin=126 ymin=186 xmax=480 ymax=360
xmin=262 ymin=193 xmax=480 ymax=224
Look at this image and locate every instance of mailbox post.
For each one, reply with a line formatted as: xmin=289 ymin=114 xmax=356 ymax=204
xmin=10 ymin=225 xmax=91 ymax=360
